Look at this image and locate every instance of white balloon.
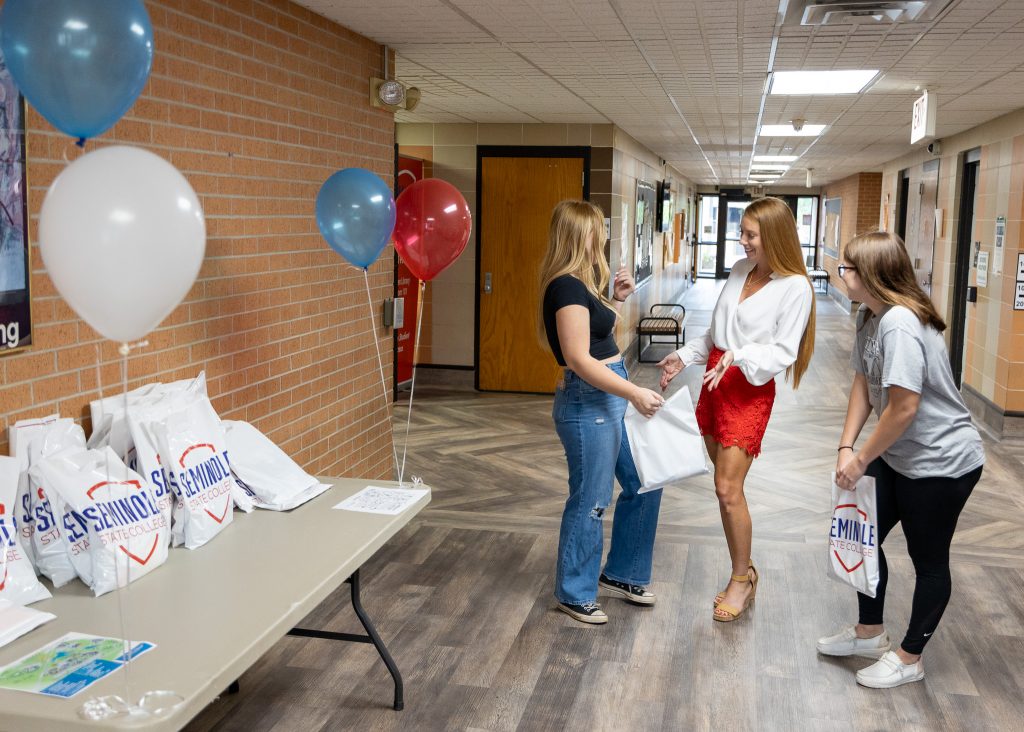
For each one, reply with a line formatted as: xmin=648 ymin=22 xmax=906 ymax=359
xmin=39 ymin=146 xmax=206 ymax=343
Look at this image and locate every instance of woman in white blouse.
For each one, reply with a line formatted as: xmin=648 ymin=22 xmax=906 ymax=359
xmin=659 ymin=196 xmax=815 ymax=622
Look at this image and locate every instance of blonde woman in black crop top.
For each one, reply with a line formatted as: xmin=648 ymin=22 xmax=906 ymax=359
xmin=539 ymin=200 xmax=665 ymax=625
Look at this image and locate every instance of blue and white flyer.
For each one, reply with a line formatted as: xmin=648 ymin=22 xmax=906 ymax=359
xmin=0 ymin=632 xmax=155 ymax=698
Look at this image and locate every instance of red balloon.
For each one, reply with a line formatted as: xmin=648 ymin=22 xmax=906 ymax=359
xmin=393 ymin=179 xmax=472 ymax=281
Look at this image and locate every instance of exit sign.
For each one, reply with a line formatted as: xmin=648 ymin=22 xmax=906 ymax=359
xmin=911 ymin=91 xmax=936 ymax=144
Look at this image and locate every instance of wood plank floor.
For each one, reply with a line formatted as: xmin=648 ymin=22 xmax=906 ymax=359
xmin=188 ymin=281 xmax=1024 ymax=732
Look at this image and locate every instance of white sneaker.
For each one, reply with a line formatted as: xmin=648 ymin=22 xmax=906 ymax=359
xmin=856 ymin=650 xmax=925 ymax=689
xmin=816 ymin=626 xmax=891 ymax=658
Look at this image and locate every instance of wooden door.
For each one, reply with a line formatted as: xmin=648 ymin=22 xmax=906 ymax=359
xmin=478 ymin=156 xmax=584 ymax=393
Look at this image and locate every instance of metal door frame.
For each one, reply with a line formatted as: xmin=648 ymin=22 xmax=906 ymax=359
xmin=950 ymin=149 xmax=980 ymax=387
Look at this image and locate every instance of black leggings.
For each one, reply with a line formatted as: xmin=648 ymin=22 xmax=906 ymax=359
xmin=857 ymin=458 xmax=981 ymax=655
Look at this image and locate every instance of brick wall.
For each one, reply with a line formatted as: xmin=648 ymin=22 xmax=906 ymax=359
xmin=821 ymin=172 xmax=882 ymax=300
xmin=857 ymin=173 xmax=883 ymax=233
xmin=1 ymin=0 xmax=398 ymax=479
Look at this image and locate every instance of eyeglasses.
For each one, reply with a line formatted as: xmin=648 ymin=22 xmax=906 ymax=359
xmin=837 ymin=265 xmax=856 ymax=277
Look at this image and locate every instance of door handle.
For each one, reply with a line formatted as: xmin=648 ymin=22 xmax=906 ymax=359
xmin=484 ymin=272 xmax=492 ymax=294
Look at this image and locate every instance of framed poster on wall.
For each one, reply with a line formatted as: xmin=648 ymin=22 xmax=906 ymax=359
xmin=0 ymin=53 xmax=30 ymax=354
xmin=823 ymin=197 xmax=842 ymax=260
xmin=634 ymin=179 xmax=656 ymax=286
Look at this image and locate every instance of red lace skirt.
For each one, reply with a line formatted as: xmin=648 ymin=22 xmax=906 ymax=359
xmin=695 ymin=347 xmax=776 ymax=458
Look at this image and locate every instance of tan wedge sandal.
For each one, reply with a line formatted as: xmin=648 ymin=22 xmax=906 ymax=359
xmin=714 ymin=563 xmax=758 ymax=607
xmin=713 ymin=564 xmax=758 ymax=622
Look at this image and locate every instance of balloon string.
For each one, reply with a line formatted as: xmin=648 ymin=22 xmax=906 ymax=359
xmin=362 ymin=269 xmax=401 ymax=483
xmin=115 ymin=342 xmax=133 ymax=702
xmin=398 ymin=280 xmax=425 ymax=486
xmin=105 ymin=340 xmax=146 ymax=701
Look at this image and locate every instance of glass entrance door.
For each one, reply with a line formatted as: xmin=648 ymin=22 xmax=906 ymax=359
xmin=721 ymin=199 xmax=750 ymax=274
xmin=698 ymin=193 xmax=759 ymax=278
xmin=696 ymin=194 xmax=718 ymax=277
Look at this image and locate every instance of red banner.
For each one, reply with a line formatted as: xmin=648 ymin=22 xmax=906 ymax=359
xmin=395 ymin=156 xmax=423 ymax=385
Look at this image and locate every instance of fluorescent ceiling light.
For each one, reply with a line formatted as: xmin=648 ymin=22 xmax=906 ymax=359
xmin=753 ymin=155 xmax=798 ymax=163
xmin=750 ymin=164 xmax=790 ymax=171
xmin=770 ymin=70 xmax=879 ymax=95
xmin=749 ymin=174 xmax=782 ymax=180
xmin=760 ymin=124 xmax=826 ymax=137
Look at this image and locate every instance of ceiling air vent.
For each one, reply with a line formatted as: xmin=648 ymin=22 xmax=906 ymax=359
xmin=784 ymin=1 xmax=954 ymax=26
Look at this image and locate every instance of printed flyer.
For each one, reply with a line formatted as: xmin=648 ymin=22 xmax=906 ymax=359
xmin=0 ymin=632 xmax=154 ymax=698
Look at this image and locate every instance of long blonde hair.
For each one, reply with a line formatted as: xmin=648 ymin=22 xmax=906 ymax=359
xmin=537 ymin=200 xmax=613 ymax=347
xmin=844 ymin=231 xmax=946 ymax=331
xmin=742 ymin=197 xmax=816 ymax=388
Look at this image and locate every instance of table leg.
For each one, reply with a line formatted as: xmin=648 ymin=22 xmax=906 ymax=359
xmin=348 ymin=569 xmax=404 ymax=711
xmin=288 ymin=568 xmax=404 ymax=711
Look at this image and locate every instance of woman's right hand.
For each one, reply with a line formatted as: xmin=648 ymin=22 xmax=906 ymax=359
xmin=835 ymin=448 xmax=859 ymax=488
xmin=656 ymin=352 xmax=684 ymax=391
xmin=631 ymin=387 xmax=665 ymax=419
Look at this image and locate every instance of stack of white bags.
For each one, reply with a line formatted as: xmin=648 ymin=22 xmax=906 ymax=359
xmin=0 ymin=372 xmax=330 ymax=607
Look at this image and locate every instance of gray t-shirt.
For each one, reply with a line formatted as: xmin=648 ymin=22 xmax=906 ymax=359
xmin=851 ymin=305 xmax=984 ymax=479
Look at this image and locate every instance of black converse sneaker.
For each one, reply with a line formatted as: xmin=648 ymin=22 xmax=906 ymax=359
xmin=599 ymin=574 xmax=656 ymax=606
xmin=557 ymin=601 xmax=608 ymax=624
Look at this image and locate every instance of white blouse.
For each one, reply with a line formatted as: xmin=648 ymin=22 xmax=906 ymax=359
xmin=676 ymin=257 xmax=813 ymax=386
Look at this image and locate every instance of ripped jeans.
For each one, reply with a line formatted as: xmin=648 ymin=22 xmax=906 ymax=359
xmin=552 ymin=361 xmax=662 ymax=605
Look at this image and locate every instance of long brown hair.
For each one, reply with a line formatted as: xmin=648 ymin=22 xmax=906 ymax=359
xmin=742 ymin=197 xmax=816 ymax=388
xmin=537 ymin=200 xmax=613 ymax=347
xmin=843 ymin=231 xmax=946 ymax=331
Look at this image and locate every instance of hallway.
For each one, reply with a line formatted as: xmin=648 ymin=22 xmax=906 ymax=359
xmin=190 ymin=290 xmax=1024 ymax=731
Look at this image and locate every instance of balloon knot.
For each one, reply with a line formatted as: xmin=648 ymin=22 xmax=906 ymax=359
xmin=75 ymin=137 xmax=86 ymax=148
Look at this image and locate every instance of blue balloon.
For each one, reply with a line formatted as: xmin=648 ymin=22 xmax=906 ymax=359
xmin=0 ymin=0 xmax=154 ymax=142
xmin=316 ymin=169 xmax=396 ymax=269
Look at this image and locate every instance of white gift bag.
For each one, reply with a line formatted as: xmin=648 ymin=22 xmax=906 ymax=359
xmin=827 ymin=473 xmax=880 ymax=598
xmin=222 ymin=421 xmax=331 ymax=511
xmin=624 ymin=387 xmax=708 ymax=493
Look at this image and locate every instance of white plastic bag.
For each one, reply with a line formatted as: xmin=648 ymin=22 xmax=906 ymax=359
xmin=27 ymin=420 xmax=87 ymax=588
xmin=126 ymin=380 xmax=208 ymax=546
xmin=222 ymin=421 xmax=331 ymax=510
xmin=30 ymin=446 xmax=169 ymax=597
xmin=88 ymin=372 xmax=208 ymax=472
xmin=8 ymin=413 xmax=60 ymax=570
xmin=624 ymin=387 xmax=708 ymax=492
xmin=827 ymin=473 xmax=880 ymax=598
xmin=0 ymin=457 xmax=51 ymax=606
xmin=152 ymin=396 xmax=234 ymax=549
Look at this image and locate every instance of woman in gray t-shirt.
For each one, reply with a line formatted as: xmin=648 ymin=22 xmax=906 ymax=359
xmin=816 ymin=231 xmax=984 ymax=690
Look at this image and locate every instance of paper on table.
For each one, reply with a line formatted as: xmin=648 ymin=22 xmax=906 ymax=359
xmin=0 ymin=632 xmax=155 ymax=698
xmin=0 ymin=599 xmax=55 ymax=650
xmin=332 ymin=486 xmax=429 ymax=515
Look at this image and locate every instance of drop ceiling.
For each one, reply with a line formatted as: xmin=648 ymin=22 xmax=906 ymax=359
xmin=294 ymin=0 xmax=1024 ymax=186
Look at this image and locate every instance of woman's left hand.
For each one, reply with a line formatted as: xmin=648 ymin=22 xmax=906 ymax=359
xmin=703 ymin=350 xmax=734 ymax=391
xmin=613 ymin=267 xmax=635 ymax=302
xmin=836 ymin=453 xmax=867 ymax=490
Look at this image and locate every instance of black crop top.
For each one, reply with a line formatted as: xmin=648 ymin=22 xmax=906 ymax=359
xmin=543 ymin=275 xmax=619 ymax=366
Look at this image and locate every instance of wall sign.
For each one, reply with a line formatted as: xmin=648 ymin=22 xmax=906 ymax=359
xmin=634 ymin=179 xmax=656 ymax=287
xmin=1015 ymin=253 xmax=1024 ymax=311
xmin=993 ymin=215 xmax=1005 ymax=275
xmin=976 ymin=250 xmax=989 ymax=288
xmin=823 ymin=197 xmax=842 ymax=259
xmin=0 ymin=56 xmax=31 ymax=355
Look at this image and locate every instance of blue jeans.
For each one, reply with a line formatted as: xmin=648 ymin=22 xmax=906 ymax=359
xmin=552 ymin=360 xmax=662 ymax=605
